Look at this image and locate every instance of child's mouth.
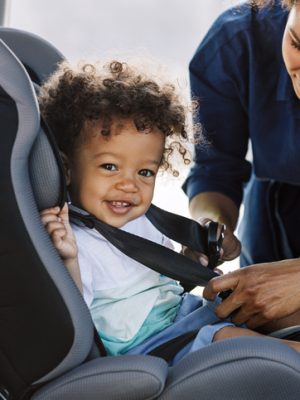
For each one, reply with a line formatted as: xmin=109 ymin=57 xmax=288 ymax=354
xmin=106 ymin=201 xmax=133 ymax=214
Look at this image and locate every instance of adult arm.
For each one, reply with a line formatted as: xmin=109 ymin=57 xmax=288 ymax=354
xmin=203 ymin=259 xmax=300 ymax=329
xmin=183 ymin=13 xmax=253 ymax=262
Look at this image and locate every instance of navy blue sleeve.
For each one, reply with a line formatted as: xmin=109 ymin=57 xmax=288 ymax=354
xmin=183 ymin=10 xmax=252 ymax=208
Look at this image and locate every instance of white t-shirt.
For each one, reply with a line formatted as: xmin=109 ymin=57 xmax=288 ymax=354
xmin=72 ymin=215 xmax=183 ymax=355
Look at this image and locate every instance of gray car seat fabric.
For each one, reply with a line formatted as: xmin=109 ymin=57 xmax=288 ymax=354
xmin=2 ymin=26 xmax=300 ymax=400
xmin=0 ymin=32 xmax=95 ymax=393
xmin=31 ymin=355 xmax=167 ymax=400
xmin=0 ymin=27 xmax=64 ymax=84
xmin=161 ymin=337 xmax=300 ymax=400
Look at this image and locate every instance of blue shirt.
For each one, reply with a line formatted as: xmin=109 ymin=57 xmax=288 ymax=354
xmin=183 ymin=2 xmax=300 ymax=264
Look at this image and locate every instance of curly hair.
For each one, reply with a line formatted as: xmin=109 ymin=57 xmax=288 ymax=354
xmin=39 ymin=60 xmax=198 ymax=176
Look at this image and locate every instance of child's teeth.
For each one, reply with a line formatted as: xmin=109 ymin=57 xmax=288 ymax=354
xmin=112 ymin=201 xmax=129 ymax=207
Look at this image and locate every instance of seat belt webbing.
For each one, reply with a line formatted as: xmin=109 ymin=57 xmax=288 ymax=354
xmin=70 ymin=206 xmax=218 ymax=287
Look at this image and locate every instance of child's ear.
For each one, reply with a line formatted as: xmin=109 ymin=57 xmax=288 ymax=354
xmin=59 ymin=151 xmax=71 ymax=185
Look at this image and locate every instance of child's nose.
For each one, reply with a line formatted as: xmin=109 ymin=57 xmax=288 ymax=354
xmin=115 ymin=177 xmax=138 ymax=193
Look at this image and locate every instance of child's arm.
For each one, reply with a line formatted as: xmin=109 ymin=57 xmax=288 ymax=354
xmin=40 ymin=203 xmax=83 ymax=293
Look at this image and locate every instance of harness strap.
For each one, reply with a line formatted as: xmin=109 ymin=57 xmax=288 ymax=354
xmin=147 ymin=330 xmax=198 ymax=362
xmin=69 ymin=204 xmax=226 ymax=361
xmin=146 ymin=204 xmax=208 ymax=253
xmin=69 ymin=205 xmax=218 ymax=287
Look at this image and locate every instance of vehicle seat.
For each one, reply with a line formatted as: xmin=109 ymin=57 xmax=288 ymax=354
xmin=1 ymin=27 xmax=300 ymax=400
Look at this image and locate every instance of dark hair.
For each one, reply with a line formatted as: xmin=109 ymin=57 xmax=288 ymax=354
xmin=39 ymin=60 xmax=199 ymax=176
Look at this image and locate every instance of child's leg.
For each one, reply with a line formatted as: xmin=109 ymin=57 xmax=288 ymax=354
xmin=213 ymin=325 xmax=300 ymax=353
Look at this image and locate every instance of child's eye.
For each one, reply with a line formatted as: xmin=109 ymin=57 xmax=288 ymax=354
xmin=139 ymin=169 xmax=155 ymax=177
xmin=100 ymin=163 xmax=117 ymax=171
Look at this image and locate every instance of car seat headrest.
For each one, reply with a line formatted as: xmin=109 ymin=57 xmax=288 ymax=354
xmin=0 ymin=27 xmax=64 ymax=85
xmin=0 ymin=27 xmax=67 ymax=210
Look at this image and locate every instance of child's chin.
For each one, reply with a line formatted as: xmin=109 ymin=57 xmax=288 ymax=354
xmin=105 ymin=217 xmax=132 ymax=228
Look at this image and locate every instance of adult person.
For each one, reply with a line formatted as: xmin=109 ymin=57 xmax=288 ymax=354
xmin=183 ymin=0 xmax=300 ymax=332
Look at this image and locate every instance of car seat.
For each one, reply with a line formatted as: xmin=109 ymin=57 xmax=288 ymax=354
xmin=1 ymin=27 xmax=300 ymax=400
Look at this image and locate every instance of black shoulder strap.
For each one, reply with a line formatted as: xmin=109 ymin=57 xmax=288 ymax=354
xmin=69 ymin=205 xmax=218 ymax=287
xmin=146 ymin=204 xmax=208 ymax=253
xmin=147 ymin=330 xmax=198 ymax=362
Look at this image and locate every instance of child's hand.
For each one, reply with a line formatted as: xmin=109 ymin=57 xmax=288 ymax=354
xmin=40 ymin=203 xmax=82 ymax=293
xmin=40 ymin=203 xmax=77 ymax=262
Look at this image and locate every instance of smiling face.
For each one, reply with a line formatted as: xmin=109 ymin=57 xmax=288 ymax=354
xmin=68 ymin=118 xmax=165 ymax=227
xmin=282 ymin=4 xmax=300 ymax=99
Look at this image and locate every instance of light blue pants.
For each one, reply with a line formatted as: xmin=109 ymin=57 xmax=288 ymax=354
xmin=126 ymin=293 xmax=233 ymax=365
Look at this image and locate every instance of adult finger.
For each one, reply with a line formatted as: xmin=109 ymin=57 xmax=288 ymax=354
xmin=243 ymin=314 xmax=269 ymax=330
xmin=182 ymin=246 xmax=209 ymax=266
xmin=221 ymin=233 xmax=241 ymax=261
xmin=229 ymin=303 xmax=262 ymax=326
xmin=214 ymin=291 xmax=244 ymax=319
xmin=213 ymin=267 xmax=223 ymax=275
xmin=203 ymin=272 xmax=239 ymax=300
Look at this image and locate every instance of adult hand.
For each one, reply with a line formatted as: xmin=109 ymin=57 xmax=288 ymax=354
xmin=182 ymin=218 xmax=241 ymax=268
xmin=203 ymin=259 xmax=300 ymax=329
xmin=187 ymin=192 xmax=241 ymax=266
xmin=200 ymin=217 xmax=241 ymax=262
